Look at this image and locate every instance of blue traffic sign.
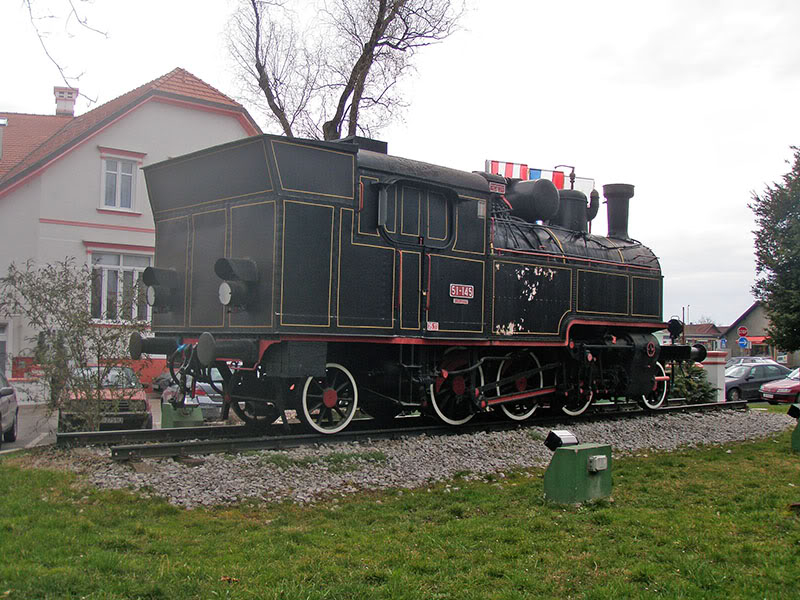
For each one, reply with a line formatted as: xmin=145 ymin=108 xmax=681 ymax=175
xmin=738 ymin=336 xmax=748 ymax=348
xmin=720 ymin=338 xmax=727 ymax=348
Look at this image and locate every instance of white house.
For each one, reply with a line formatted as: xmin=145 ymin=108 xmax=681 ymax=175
xmin=0 ymin=68 xmax=261 ymax=377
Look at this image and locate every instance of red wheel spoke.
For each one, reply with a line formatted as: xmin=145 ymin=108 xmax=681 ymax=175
xmin=328 ymin=370 xmax=340 ymax=390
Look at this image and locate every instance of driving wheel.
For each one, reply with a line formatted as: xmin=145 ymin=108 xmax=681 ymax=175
xmin=299 ymin=363 xmax=359 ymax=434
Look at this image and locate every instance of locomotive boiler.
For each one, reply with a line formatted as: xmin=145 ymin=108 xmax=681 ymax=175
xmin=131 ymin=134 xmax=702 ymax=434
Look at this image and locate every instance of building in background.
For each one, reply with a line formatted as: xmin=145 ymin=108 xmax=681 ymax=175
xmin=0 ymin=68 xmax=260 ymax=377
xmin=721 ymin=302 xmax=799 ymax=367
xmin=683 ymin=322 xmax=723 ymax=351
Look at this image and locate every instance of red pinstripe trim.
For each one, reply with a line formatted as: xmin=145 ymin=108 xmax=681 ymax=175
xmin=495 ymin=246 xmax=660 ymax=271
xmin=565 ymin=319 xmax=665 ymax=335
xmin=0 ymin=95 xmax=259 ymax=201
xmin=398 ymin=251 xmax=403 ymax=311
xmin=41 ymin=217 xmax=155 ymax=233
xmin=162 ymin=319 xmax=666 ymax=351
xmin=426 ymin=254 xmax=432 ymax=312
xmin=150 ymin=96 xmax=260 ymax=136
xmin=82 ymin=240 xmax=154 ymax=253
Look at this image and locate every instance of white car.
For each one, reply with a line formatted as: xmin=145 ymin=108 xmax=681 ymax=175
xmin=0 ymin=372 xmax=19 ymax=447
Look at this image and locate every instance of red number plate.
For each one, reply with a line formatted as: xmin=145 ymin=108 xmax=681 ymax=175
xmin=449 ymin=284 xmax=474 ymax=299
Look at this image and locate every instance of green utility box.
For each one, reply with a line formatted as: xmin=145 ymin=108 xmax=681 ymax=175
xmin=160 ymin=402 xmax=203 ymax=428
xmin=544 ymin=443 xmax=612 ymax=504
xmin=790 ymin=404 xmax=800 ymax=453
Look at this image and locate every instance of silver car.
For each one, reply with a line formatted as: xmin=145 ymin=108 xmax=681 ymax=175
xmin=161 ymin=368 xmax=224 ymax=421
xmin=0 ymin=372 xmax=19 ymax=448
xmin=725 ymin=356 xmax=777 ymax=369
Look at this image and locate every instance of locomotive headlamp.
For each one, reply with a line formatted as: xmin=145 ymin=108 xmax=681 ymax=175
xmin=142 ymin=267 xmax=178 ymax=311
xmin=218 ymin=280 xmax=250 ymax=307
xmin=544 ymin=429 xmax=579 ymax=451
xmin=214 ymin=258 xmax=259 ymax=309
xmin=667 ymin=318 xmax=684 ymax=341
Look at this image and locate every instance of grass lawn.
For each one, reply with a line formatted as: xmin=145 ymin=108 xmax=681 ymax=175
xmin=1 ymin=429 xmax=799 ymax=599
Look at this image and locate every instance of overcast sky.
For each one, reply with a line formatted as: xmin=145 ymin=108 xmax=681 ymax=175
xmin=4 ymin=0 xmax=800 ymax=326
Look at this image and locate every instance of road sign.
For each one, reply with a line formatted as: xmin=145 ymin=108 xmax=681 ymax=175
xmin=738 ymin=326 xmax=748 ymax=337
xmin=738 ymin=336 xmax=748 ymax=348
xmin=720 ymin=337 xmax=727 ymax=348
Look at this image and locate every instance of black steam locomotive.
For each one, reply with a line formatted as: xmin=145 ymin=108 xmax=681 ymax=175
xmin=131 ymin=134 xmax=701 ymax=434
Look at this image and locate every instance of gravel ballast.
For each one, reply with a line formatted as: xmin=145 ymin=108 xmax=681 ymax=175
xmin=53 ymin=410 xmax=796 ymax=508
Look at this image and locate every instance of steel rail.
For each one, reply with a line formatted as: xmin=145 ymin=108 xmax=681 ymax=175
xmin=56 ymin=425 xmax=258 ymax=447
xmin=108 ymin=399 xmax=748 ymax=461
xmin=57 ymin=414 xmax=428 ymax=447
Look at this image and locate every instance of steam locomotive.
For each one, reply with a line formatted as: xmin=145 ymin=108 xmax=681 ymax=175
xmin=130 ymin=134 xmax=702 ymax=434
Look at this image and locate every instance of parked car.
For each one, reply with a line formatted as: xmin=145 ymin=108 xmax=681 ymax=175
xmin=759 ymin=368 xmax=800 ymax=404
xmin=151 ymin=369 xmax=174 ymax=393
xmin=725 ymin=356 xmax=778 ymax=369
xmin=59 ymin=365 xmax=152 ymax=431
xmin=0 ymin=372 xmax=19 ymax=448
xmin=161 ymin=368 xmax=224 ymax=421
xmin=724 ymin=363 xmax=791 ymax=402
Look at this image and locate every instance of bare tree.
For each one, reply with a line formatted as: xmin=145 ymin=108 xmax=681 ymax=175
xmin=1 ymin=259 xmax=150 ymax=430
xmin=228 ymin=0 xmax=465 ymax=140
xmin=23 ymin=0 xmax=107 ymax=102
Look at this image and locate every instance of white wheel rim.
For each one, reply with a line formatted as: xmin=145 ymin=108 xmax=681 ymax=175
xmin=561 ymin=390 xmax=593 ymax=416
xmin=497 ymin=352 xmax=542 ymax=421
xmin=642 ymin=362 xmax=667 ymax=409
xmin=429 ymin=364 xmax=484 ymax=426
xmin=301 ymin=363 xmax=358 ymax=434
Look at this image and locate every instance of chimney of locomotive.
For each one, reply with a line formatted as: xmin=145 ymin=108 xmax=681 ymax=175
xmin=603 ymin=183 xmax=634 ymax=240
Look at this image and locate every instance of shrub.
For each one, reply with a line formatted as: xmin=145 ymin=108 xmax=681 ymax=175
xmin=669 ymin=362 xmax=716 ymax=403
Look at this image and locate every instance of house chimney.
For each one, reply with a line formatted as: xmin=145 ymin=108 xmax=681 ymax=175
xmin=54 ymin=86 xmax=79 ymax=117
xmin=0 ymin=117 xmax=7 ymax=160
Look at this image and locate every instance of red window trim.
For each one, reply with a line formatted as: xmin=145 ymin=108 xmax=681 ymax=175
xmin=96 ymin=208 xmax=143 ymax=217
xmin=82 ymin=240 xmax=155 ymax=254
xmin=98 ymin=146 xmax=147 ymax=162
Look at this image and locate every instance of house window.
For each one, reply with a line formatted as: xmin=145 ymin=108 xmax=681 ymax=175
xmin=103 ymin=158 xmax=136 ymax=209
xmin=91 ymin=253 xmax=151 ymax=321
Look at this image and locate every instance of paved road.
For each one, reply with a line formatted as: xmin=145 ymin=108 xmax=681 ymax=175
xmin=0 ymin=403 xmax=58 ymax=454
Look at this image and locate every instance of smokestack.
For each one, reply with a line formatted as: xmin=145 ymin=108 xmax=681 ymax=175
xmin=0 ymin=117 xmax=6 ymax=160
xmin=54 ymin=86 xmax=79 ymax=117
xmin=603 ymin=183 xmax=634 ymax=240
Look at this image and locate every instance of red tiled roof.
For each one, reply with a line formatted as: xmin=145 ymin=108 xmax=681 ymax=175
xmin=685 ymin=323 xmax=722 ymax=336
xmin=0 ymin=113 xmax=72 ymax=179
xmin=0 ymin=68 xmax=260 ymax=192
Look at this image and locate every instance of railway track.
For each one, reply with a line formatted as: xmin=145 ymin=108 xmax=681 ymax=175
xmin=56 ymin=399 xmax=748 ymax=461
